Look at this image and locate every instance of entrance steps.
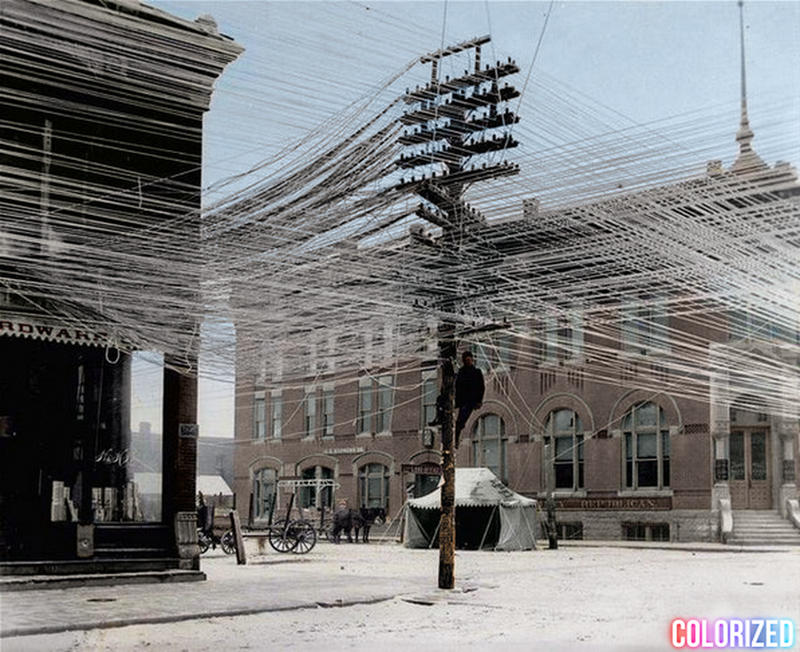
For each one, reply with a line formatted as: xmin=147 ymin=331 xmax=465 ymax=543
xmin=729 ymin=510 xmax=800 ymax=546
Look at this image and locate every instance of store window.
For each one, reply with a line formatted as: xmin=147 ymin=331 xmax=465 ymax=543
xmin=472 ymin=414 xmax=507 ymax=483
xmin=300 ymin=466 xmax=333 ymax=509
xmin=556 ymin=522 xmax=584 ymax=540
xmin=622 ymin=522 xmax=670 ymax=541
xmin=623 ymin=402 xmax=670 ymax=489
xmin=253 ymin=468 xmax=277 ymax=522
xmin=544 ymin=408 xmax=584 ymax=490
xmin=358 ymin=463 xmax=390 ymax=509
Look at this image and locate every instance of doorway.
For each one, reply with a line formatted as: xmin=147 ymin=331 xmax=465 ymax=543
xmin=729 ymin=429 xmax=771 ymax=509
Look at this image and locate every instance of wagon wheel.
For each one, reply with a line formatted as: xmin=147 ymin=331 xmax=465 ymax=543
xmin=268 ymin=520 xmax=298 ymax=553
xmin=197 ymin=531 xmax=210 ymax=554
xmin=290 ymin=520 xmax=317 ymax=554
xmin=221 ymin=530 xmax=236 ymax=555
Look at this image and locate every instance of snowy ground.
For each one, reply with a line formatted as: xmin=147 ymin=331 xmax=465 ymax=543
xmin=4 ymin=542 xmax=799 ymax=651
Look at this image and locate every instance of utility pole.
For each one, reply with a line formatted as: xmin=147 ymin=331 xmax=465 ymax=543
xmin=396 ymin=35 xmax=520 ymax=589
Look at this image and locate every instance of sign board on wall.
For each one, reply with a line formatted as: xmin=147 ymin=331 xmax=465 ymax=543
xmin=0 ymin=315 xmax=114 ymax=348
xmin=556 ymin=497 xmax=672 ymax=511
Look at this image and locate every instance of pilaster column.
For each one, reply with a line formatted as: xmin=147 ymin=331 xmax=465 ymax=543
xmin=712 ymin=421 xmax=730 ymax=485
xmin=777 ymin=421 xmax=799 ymax=517
xmin=162 ymin=354 xmax=199 ymax=569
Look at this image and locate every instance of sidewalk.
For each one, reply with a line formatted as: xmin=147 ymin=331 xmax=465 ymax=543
xmin=0 ymin=544 xmax=424 ymax=638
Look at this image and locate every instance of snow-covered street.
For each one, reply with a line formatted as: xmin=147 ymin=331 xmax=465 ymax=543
xmin=4 ymin=542 xmax=798 ymax=651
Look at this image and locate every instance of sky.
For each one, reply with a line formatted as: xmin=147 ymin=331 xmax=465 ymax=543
xmin=131 ymin=0 xmax=800 ymax=438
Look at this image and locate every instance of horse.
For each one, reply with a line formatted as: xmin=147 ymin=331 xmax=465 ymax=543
xmin=331 ymin=506 xmax=357 ymax=543
xmin=353 ymin=507 xmax=386 ymax=543
xmin=331 ymin=506 xmax=386 ymax=543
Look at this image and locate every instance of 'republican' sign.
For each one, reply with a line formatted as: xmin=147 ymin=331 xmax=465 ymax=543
xmin=0 ymin=316 xmax=113 ymax=347
xmin=556 ymin=497 xmax=672 ymax=511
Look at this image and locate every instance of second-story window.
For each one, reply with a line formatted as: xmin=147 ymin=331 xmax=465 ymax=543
xmin=622 ymin=296 xmax=669 ymax=354
xmin=322 ymin=385 xmax=335 ymax=437
xmin=254 ymin=393 xmax=266 ymax=440
xmin=542 ymin=311 xmax=583 ymax=363
xmin=303 ymin=387 xmax=316 ymax=437
xmin=421 ymin=371 xmax=437 ymax=429
xmin=358 ymin=377 xmax=372 ymax=434
xmin=375 ymin=374 xmax=394 ymax=433
xmin=270 ymin=391 xmax=282 ymax=439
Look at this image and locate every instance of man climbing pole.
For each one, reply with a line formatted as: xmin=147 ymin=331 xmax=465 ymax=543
xmin=430 ymin=350 xmax=485 ymax=448
xmin=455 ymin=350 xmax=484 ymax=447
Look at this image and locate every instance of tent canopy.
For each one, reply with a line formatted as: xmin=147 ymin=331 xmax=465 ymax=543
xmin=407 ymin=467 xmax=537 ymax=510
xmin=404 ymin=468 xmax=538 ymax=551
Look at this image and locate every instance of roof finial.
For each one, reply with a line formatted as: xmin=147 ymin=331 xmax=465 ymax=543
xmin=731 ymin=0 xmax=766 ymax=174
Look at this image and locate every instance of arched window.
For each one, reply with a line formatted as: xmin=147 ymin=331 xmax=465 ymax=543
xmin=545 ymin=409 xmax=584 ymax=490
xmin=472 ymin=414 xmax=507 ymax=482
xmin=358 ymin=463 xmax=390 ymax=510
xmin=623 ymin=402 xmax=670 ymax=489
xmin=300 ymin=465 xmax=333 ymax=509
xmin=253 ymin=468 xmax=277 ymax=522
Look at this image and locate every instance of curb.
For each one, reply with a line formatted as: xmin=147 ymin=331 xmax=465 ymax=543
xmin=0 ymin=569 xmax=206 ymax=593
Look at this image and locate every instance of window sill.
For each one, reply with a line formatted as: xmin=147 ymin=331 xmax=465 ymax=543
xmin=375 ymin=430 xmax=392 ymax=438
xmin=301 ymin=435 xmax=315 ymax=443
xmin=539 ymin=357 xmax=585 ymax=369
xmin=355 ymin=432 xmax=373 ymax=439
xmin=321 ymin=435 xmax=335 ymax=441
xmin=619 ymin=348 xmax=671 ymax=360
xmin=617 ymin=489 xmax=673 ymax=497
xmin=539 ymin=490 xmax=587 ymax=498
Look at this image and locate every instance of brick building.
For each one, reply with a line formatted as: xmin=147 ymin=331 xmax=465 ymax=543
xmin=233 ymin=150 xmax=800 ymax=543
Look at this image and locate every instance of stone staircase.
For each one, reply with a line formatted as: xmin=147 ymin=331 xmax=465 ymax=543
xmin=729 ymin=510 xmax=800 ymax=546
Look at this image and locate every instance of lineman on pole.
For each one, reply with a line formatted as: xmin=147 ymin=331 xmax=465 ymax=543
xmin=429 ymin=350 xmax=485 ymax=448
xmin=454 ymin=351 xmax=484 ymax=447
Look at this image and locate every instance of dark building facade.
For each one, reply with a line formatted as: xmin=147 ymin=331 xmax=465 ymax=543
xmin=0 ymin=0 xmax=240 ymax=573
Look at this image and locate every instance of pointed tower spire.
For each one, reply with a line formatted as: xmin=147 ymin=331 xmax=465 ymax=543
xmin=730 ymin=0 xmax=766 ymax=174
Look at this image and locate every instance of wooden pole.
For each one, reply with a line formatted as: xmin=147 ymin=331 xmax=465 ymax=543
xmin=437 ymin=322 xmax=456 ymax=589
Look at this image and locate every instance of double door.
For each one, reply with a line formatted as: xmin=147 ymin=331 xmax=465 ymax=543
xmin=729 ymin=429 xmax=771 ymax=509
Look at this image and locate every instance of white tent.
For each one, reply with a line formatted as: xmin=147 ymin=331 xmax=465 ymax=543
xmin=404 ymin=467 xmax=538 ymax=551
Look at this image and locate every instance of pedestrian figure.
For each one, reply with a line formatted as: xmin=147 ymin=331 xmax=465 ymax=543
xmin=454 ymin=350 xmax=484 ymax=447
xmin=546 ymin=494 xmax=558 ymax=550
xmin=197 ymin=491 xmax=210 ymax=535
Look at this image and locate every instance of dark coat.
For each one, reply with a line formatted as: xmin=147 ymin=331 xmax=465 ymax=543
xmin=455 ymin=364 xmax=484 ymax=408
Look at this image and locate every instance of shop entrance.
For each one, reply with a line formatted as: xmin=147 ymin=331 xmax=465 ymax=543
xmin=729 ymin=429 xmax=771 ymax=509
xmin=0 ymin=338 xmax=132 ymax=561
